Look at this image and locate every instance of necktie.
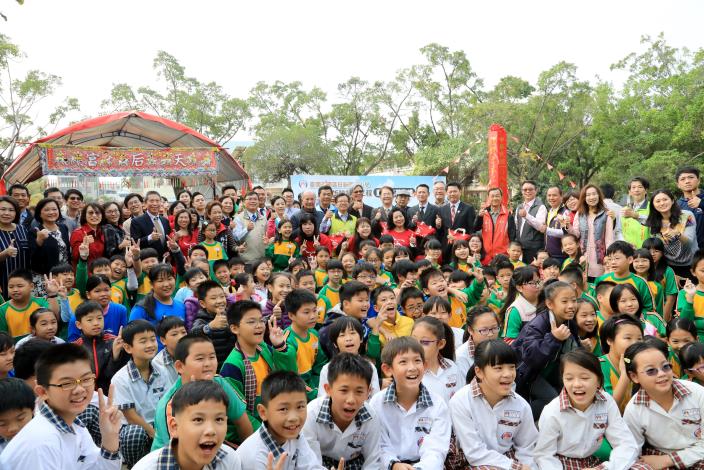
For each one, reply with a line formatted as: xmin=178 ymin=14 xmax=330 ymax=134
xmin=153 ymin=216 xmax=164 ymax=240
xmin=419 ymin=206 xmax=425 ymax=218
xmin=450 ymin=204 xmax=456 ymax=225
xmin=250 ymin=213 xmax=257 ymax=223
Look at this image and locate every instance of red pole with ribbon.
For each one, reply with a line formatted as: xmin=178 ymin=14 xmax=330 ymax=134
xmin=487 ymin=124 xmax=508 ymax=206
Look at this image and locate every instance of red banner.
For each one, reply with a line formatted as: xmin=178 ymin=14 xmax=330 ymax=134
xmin=487 ymin=124 xmax=508 ymax=206
xmin=41 ymin=145 xmax=218 ymax=177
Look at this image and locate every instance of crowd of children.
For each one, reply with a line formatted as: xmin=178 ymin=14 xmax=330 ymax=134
xmin=2 ymin=179 xmax=704 ymax=470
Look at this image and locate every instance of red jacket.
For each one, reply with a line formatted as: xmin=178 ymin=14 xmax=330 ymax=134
xmin=70 ymin=224 xmax=106 ymax=268
xmin=480 ymin=206 xmax=511 ymax=265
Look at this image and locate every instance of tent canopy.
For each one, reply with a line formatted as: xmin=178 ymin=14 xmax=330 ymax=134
xmin=2 ymin=111 xmax=249 ymax=185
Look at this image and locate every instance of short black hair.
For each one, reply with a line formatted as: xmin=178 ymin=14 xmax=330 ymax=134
xmin=449 ymin=270 xmax=472 ymax=286
xmin=227 ymin=299 xmax=261 ymax=326
xmin=13 ymin=339 xmax=53 ymax=380
xmin=140 ymin=248 xmax=159 ymax=261
xmin=123 ymin=192 xmax=143 ymax=206
xmin=8 ymin=268 xmax=32 ymax=284
xmin=352 ymin=263 xmax=376 ymax=278
xmin=295 ymin=270 xmax=314 ymax=283
xmin=679 ymin=341 xmax=704 ymax=371
xmin=559 ymin=265 xmax=584 ymax=286
xmin=599 ymin=314 xmax=642 ymax=354
xmin=326 ymin=259 xmax=344 ymax=272
xmin=174 ymin=334 xmax=213 ymax=364
xmin=317 ymin=185 xmax=333 ymax=196
xmin=629 ymin=176 xmax=650 ymax=191
xmin=399 ymin=287 xmax=424 ymax=308
xmin=624 ymin=338 xmax=669 ymax=376
xmin=446 ymin=181 xmax=462 ymax=191
xmin=381 ymin=336 xmax=425 ymax=366
xmin=157 ymin=316 xmax=186 ymax=338
xmin=600 ymin=183 xmax=616 ymax=199
xmin=666 ymin=317 xmax=697 ymax=341
xmin=377 ymin=235 xmax=394 ymax=245
xmin=89 ymin=257 xmax=110 ymax=272
xmin=260 ymin=371 xmax=307 ymax=406
xmin=29 ymin=308 xmax=54 ymax=328
xmin=43 ymin=187 xmax=63 ymax=198
xmin=676 ymin=166 xmax=700 ymax=180
xmin=0 ymin=378 xmax=35 ymax=414
xmin=328 ymin=317 xmax=366 ymax=356
xmin=284 ymin=288 xmax=317 ymax=315
xmin=121 ymin=320 xmax=156 ymax=346
xmin=339 ymin=281 xmax=369 ymax=306
xmin=542 ymin=257 xmax=562 ymax=271
xmin=0 ymin=332 xmax=12 ymax=354
xmin=227 ymin=257 xmax=245 ymax=267
xmin=606 ymin=240 xmax=634 ymax=258
xmin=197 ymin=280 xmax=224 ymax=301
xmin=8 ymin=183 xmax=29 ymax=196
xmin=171 ymin=380 xmax=229 ymax=416
xmin=609 ymin=284 xmax=643 ymax=317
xmin=212 ymin=259 xmax=229 ymax=273
xmin=327 ymin=352 xmax=372 ymax=386
xmin=371 ymin=285 xmax=394 ymax=306
xmin=419 ymin=268 xmax=444 ymax=289
xmin=423 ymin=295 xmax=451 ymax=315
xmin=75 ymin=301 xmax=103 ymax=322
xmin=595 ymin=280 xmax=617 ymax=297
xmin=394 ymin=259 xmax=417 ymax=280
xmin=189 ymin=245 xmax=208 ymax=258
xmin=36 ymin=343 xmax=91 ymax=387
xmin=64 ymin=188 xmax=84 ymax=200
xmin=183 ymin=267 xmax=206 ymax=285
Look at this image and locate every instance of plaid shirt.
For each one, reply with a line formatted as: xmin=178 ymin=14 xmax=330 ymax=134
xmin=315 ymin=396 xmax=373 ymax=430
xmin=632 ymin=378 xmax=691 ymax=406
xmin=383 ymin=381 xmax=434 ymax=409
xmin=39 ymin=403 xmax=119 ymax=461
xmin=558 ymin=387 xmax=607 ymax=412
xmin=154 ymin=440 xmax=229 ymax=469
xmin=469 ymin=377 xmax=517 ymax=400
xmin=259 ymin=425 xmax=298 ymax=464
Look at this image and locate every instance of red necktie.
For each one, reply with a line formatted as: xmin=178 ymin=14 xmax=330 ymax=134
xmin=451 ymin=204 xmax=456 ymax=225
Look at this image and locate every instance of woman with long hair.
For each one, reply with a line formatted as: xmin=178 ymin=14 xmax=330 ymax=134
xmin=568 ymin=184 xmax=614 ymax=280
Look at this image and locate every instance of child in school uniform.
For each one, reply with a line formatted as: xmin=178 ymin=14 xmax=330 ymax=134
xmin=303 ymin=353 xmax=381 ymax=469
xmin=623 ymin=339 xmax=704 ymax=469
xmin=412 ymin=316 xmax=464 ymax=403
xmin=265 ymin=219 xmax=300 ymax=272
xmin=0 ymin=343 xmax=123 ymax=469
xmin=236 ymin=371 xmax=324 ymax=470
xmin=455 ymin=306 xmax=501 ymax=380
xmin=375 ymin=285 xmax=414 ymax=347
xmin=678 ymin=250 xmax=704 ymax=341
xmin=0 ymin=268 xmax=60 ymax=342
xmin=220 ymin=300 xmax=297 ymax=427
xmin=599 ymin=315 xmax=644 ymax=412
xmin=15 ymin=308 xmax=65 ymax=347
xmin=448 ymin=340 xmax=538 ymax=470
xmin=666 ymin=317 xmax=697 ymax=378
xmin=0 ymin=378 xmax=35 ymax=455
xmin=112 ymin=320 xmax=169 ymax=467
xmin=534 ymin=349 xmax=645 ymax=470
xmin=369 ymin=336 xmax=451 ymax=469
xmin=574 ymin=298 xmax=600 ymax=355
xmin=424 ymin=295 xmax=465 ymax=348
xmin=317 ymin=260 xmax=344 ymax=323
xmin=679 ymin=341 xmax=704 ymax=385
xmin=500 ymin=266 xmax=541 ymax=343
xmin=152 ymin=316 xmax=187 ymax=388
xmin=190 ymin=280 xmax=236 ymax=367
xmin=133 ymin=380 xmax=242 ymax=469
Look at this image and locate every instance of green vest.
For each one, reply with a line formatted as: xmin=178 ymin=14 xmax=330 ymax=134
xmin=621 ymin=203 xmax=650 ymax=248
xmin=330 ymin=213 xmax=357 ymax=236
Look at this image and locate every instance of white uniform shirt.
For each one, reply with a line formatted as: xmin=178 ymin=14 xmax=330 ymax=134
xmin=449 ymin=378 xmax=538 ymax=469
xmin=113 ymin=359 xmax=169 ymax=425
xmin=302 ymin=397 xmax=380 ymax=470
xmin=0 ymin=403 xmax=121 ymax=470
xmin=451 ymin=327 xmax=464 ymax=351
xmin=236 ymin=424 xmax=324 ymax=470
xmin=152 ymin=349 xmax=179 ymax=389
xmin=535 ymin=388 xmax=639 ymax=470
xmin=422 ymin=357 xmax=465 ymax=404
xmin=455 ymin=339 xmax=475 ymax=381
xmin=317 ymin=362 xmax=381 ymax=400
xmin=133 ymin=441 xmax=241 ymax=469
xmin=368 ymin=382 xmax=450 ymax=470
xmin=624 ymin=379 xmax=704 ymax=468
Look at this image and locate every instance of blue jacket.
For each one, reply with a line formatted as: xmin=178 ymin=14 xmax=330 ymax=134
xmin=512 ymin=309 xmax=580 ymax=393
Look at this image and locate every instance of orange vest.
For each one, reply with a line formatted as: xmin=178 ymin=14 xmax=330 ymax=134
xmin=481 ymin=206 xmax=510 ymax=265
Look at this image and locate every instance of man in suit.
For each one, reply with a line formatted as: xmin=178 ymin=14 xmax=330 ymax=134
xmin=350 ymin=184 xmax=373 ymax=220
xmin=439 ymin=181 xmax=476 ymax=258
xmin=370 ymin=186 xmax=396 ymax=237
xmin=130 ymin=190 xmax=172 ymax=257
xmin=408 ymin=184 xmax=441 ymax=227
xmin=514 ymin=180 xmax=546 ymax=263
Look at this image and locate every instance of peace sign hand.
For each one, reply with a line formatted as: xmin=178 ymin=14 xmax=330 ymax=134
xmin=44 ymin=273 xmax=59 ymax=296
xmin=268 ymin=316 xmax=285 ymax=347
xmin=684 ymin=279 xmax=697 ymax=302
xmin=97 ymin=384 xmax=121 ymax=453
xmin=267 ymin=452 xmax=288 ymax=470
xmin=112 ymin=326 xmax=124 ymax=360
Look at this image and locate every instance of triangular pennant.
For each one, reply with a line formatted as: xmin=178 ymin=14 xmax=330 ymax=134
xmin=441 ymin=166 xmax=449 ymax=174
xmin=557 ymin=171 xmax=565 ymax=180
xmin=546 ymin=163 xmax=554 ymax=170
xmin=569 ymin=181 xmax=577 ymax=188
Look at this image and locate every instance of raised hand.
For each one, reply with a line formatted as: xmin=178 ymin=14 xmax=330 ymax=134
xmin=166 ymin=233 xmax=179 ymax=252
xmin=97 ymin=384 xmax=121 ymax=453
xmin=550 ymin=317 xmax=571 ymax=341
xmin=79 ymin=237 xmax=90 ymax=260
xmin=84 ymin=234 xmax=95 ymax=246
xmin=237 ymin=242 xmax=248 ymax=253
xmin=112 ymin=326 xmax=124 ymax=360
xmin=268 ymin=316 xmax=285 ymax=347
xmin=150 ymin=227 xmax=160 ymax=241
xmin=209 ymin=311 xmax=228 ymax=331
xmin=271 ymin=300 xmax=283 ymax=320
xmin=246 ymin=220 xmax=254 ymax=231
xmin=3 ymin=239 xmax=17 ymax=258
xmin=44 ymin=273 xmax=59 ymax=296
xmin=36 ymin=228 xmax=50 ymax=243
xmin=325 ymin=209 xmax=334 ymax=220
xmin=313 ymin=235 xmax=320 ymax=249
xmin=266 ymin=452 xmax=288 ymax=470
xmin=684 ymin=279 xmax=697 ymax=302
xmin=435 ymin=214 xmax=442 ymax=228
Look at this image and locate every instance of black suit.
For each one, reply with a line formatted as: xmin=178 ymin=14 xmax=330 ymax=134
xmin=350 ymin=203 xmax=373 ymax=220
xmin=407 ymin=203 xmax=440 ymax=228
xmin=130 ymin=212 xmax=172 ymax=257
xmin=439 ymin=201 xmax=476 ymax=257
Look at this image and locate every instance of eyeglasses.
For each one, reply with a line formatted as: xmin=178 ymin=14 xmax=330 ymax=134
xmin=476 ymin=327 xmax=500 ymax=336
xmin=524 ymin=281 xmax=542 ymax=288
xmin=417 ymin=339 xmax=438 ymax=346
xmin=47 ymin=375 xmax=96 ymax=391
xmin=688 ymin=365 xmax=704 ymax=375
xmin=67 ymin=196 xmax=82 ymax=201
xmin=353 ymin=190 xmax=364 ymax=194
xmin=640 ymin=363 xmax=673 ymax=377
xmin=405 ymin=304 xmax=424 ymax=312
xmin=356 ymin=274 xmax=374 ymax=281
xmin=242 ymin=319 xmax=266 ymax=327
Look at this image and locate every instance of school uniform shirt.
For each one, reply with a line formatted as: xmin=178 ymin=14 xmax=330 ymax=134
xmin=502 ymin=294 xmax=537 ymax=342
xmin=593 ymin=272 xmax=655 ymax=315
xmin=677 ymin=289 xmax=704 ymax=341
xmin=317 ymin=284 xmax=340 ymax=322
xmin=450 ymin=326 xmax=464 ymax=351
xmin=378 ymin=312 xmax=414 ymax=347
xmin=129 ymin=299 xmax=186 ymax=328
xmin=534 ymin=388 xmax=639 ymax=470
xmin=113 ymin=359 xmax=169 ymax=425
xmin=235 ymin=424 xmax=324 ymax=470
xmin=67 ymin=302 xmax=129 ymax=342
xmin=422 ymin=357 xmax=465 ymax=404
xmin=455 ymin=338 xmax=475 ymax=381
xmin=368 ymin=381 xmax=451 ymax=469
xmin=0 ymin=297 xmax=49 ymax=341
xmin=600 ymin=355 xmax=633 ymax=412
xmin=302 ymin=396 xmax=381 ymax=470
xmin=152 ymin=348 xmax=179 ymax=389
xmin=624 ymin=379 xmax=704 ymax=468
xmin=449 ymin=378 xmax=538 ymax=469
xmin=317 ymin=361 xmax=381 ymax=400
xmin=133 ymin=439 xmax=241 ymax=470
xmin=0 ymin=402 xmax=121 ymax=469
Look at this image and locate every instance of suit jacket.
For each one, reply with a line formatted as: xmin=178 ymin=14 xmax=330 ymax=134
xmin=407 ymin=203 xmax=440 ymax=228
xmin=439 ymin=201 xmax=476 ymax=239
xmin=130 ymin=212 xmax=172 ymax=256
xmin=350 ymin=203 xmax=373 ymax=220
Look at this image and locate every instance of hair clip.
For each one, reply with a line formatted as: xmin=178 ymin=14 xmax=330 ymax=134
xmin=623 ymin=357 xmax=631 ymax=364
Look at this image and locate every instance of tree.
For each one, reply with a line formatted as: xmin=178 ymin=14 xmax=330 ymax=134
xmin=102 ymin=51 xmax=250 ymax=145
xmin=0 ymin=34 xmax=80 ymax=172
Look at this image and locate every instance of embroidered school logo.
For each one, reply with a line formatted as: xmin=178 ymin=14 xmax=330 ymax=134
xmin=415 ymin=417 xmax=432 ymax=435
xmin=500 ymin=431 xmax=513 ymax=440
xmin=503 ymin=410 xmax=520 ymax=419
xmin=446 ymin=374 xmax=458 ymax=388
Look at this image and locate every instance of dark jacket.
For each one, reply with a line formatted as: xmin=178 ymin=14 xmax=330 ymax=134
xmin=350 ymin=203 xmax=373 ymax=220
xmin=29 ymin=223 xmax=72 ymax=275
xmin=129 ymin=212 xmax=172 ymax=257
xmin=102 ymin=223 xmax=126 ymax=258
xmin=73 ymin=332 xmax=126 ymax=393
xmin=191 ymin=309 xmax=236 ymax=367
xmin=512 ymin=310 xmax=580 ymax=395
xmin=407 ymin=203 xmax=440 ymax=228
